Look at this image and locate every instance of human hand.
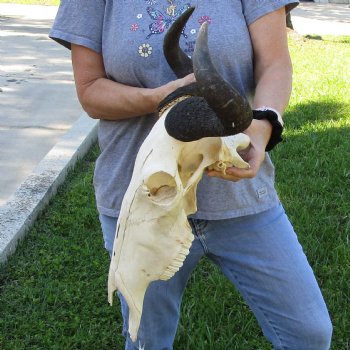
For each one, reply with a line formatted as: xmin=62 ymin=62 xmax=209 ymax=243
xmin=154 ymin=73 xmax=196 ymax=103
xmin=206 ymin=119 xmax=272 ymax=182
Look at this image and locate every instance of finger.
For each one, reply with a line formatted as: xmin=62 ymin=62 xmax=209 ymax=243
xmin=181 ymin=73 xmax=196 ymax=84
xmin=225 ymin=163 xmax=259 ymax=179
xmin=226 ymin=148 xmax=264 ymax=179
xmin=206 ymin=170 xmax=241 ymax=182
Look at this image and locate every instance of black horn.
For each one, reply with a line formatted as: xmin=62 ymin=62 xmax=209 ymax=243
xmin=162 ymin=9 xmax=252 ymax=142
xmin=163 ymin=7 xmax=195 ymax=78
xmin=193 ymin=22 xmax=252 ymax=134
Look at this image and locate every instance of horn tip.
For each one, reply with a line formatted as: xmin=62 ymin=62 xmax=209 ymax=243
xmin=199 ymin=21 xmax=209 ymax=32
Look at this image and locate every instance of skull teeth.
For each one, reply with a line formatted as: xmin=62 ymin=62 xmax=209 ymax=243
xmin=159 ymin=232 xmax=194 ymax=280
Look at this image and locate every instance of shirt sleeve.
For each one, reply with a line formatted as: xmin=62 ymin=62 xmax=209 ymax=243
xmin=242 ymin=0 xmax=299 ymax=26
xmin=49 ymin=0 xmax=105 ymax=53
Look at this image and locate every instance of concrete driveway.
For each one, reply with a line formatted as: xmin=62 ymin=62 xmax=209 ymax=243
xmin=0 ymin=5 xmax=83 ymax=206
xmin=292 ymin=2 xmax=350 ymax=36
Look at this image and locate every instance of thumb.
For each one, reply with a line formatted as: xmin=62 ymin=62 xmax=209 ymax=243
xmin=180 ymin=73 xmax=196 ymax=85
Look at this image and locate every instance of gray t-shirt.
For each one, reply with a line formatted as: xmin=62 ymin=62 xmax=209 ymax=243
xmin=50 ymin=0 xmax=298 ymax=219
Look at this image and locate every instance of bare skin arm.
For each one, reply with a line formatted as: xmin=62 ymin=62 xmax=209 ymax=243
xmin=71 ymin=44 xmax=195 ymax=120
xmin=251 ymin=8 xmax=293 ymax=113
xmin=207 ymin=7 xmax=292 ymax=181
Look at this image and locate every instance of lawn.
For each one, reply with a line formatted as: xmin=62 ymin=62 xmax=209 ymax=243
xmin=0 ymin=34 xmax=349 ymax=349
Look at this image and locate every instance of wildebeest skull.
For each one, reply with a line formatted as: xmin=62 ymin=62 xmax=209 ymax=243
xmin=108 ymin=7 xmax=253 ymax=341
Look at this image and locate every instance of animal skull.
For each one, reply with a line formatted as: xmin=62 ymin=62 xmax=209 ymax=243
xmin=108 ymin=7 xmax=253 ymax=341
xmin=108 ymin=112 xmax=250 ymax=341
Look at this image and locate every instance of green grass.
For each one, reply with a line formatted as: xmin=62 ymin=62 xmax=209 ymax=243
xmin=0 ymin=0 xmax=59 ymax=5
xmin=0 ymin=35 xmax=350 ymax=349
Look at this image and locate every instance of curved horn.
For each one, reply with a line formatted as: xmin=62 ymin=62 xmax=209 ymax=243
xmin=163 ymin=7 xmax=195 ymax=78
xmin=193 ymin=22 xmax=252 ymax=134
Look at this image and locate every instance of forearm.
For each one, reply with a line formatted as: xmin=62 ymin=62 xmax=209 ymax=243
xmin=78 ymin=77 xmax=160 ymax=120
xmin=249 ymin=7 xmax=293 ymax=116
xmin=248 ymin=59 xmax=292 ymax=147
xmin=71 ymin=44 xmax=194 ymax=121
xmin=247 ymin=7 xmax=294 ymax=147
xmin=252 ymin=58 xmax=293 ymax=115
xmin=209 ymin=8 xmax=292 ymax=181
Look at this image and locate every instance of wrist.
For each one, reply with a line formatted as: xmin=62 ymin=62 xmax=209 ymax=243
xmin=142 ymin=87 xmax=165 ymax=114
xmin=245 ymin=119 xmax=272 ymax=149
xmin=252 ymin=108 xmax=284 ymax=151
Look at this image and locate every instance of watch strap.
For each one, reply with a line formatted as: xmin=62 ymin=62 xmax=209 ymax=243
xmin=253 ymin=108 xmax=284 ymax=151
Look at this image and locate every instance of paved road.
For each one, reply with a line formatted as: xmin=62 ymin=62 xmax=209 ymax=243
xmin=0 ymin=4 xmax=82 ymax=207
xmin=292 ymin=2 xmax=350 ymax=36
xmin=0 ymin=2 xmax=349 ymax=208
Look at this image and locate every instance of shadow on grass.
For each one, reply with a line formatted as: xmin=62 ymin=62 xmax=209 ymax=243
xmin=304 ymin=34 xmax=350 ymax=43
xmin=272 ymin=99 xmax=350 ymax=350
xmin=284 ymin=99 xmax=349 ymax=130
xmin=274 ymin=99 xmax=350 ymax=227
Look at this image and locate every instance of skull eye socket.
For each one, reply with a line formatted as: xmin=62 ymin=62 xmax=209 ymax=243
xmin=144 ymin=171 xmax=178 ymax=205
xmin=177 ymin=153 xmax=204 ymax=188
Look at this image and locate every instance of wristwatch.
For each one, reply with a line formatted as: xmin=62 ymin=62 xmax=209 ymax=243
xmin=253 ymin=107 xmax=284 ymax=152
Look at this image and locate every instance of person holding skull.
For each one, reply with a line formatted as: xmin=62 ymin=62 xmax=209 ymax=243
xmin=50 ymin=1 xmax=332 ymax=349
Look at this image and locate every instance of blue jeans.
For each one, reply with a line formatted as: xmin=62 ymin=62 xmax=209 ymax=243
xmin=100 ymin=204 xmax=332 ymax=350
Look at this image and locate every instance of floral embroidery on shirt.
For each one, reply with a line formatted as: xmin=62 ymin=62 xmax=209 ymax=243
xmin=145 ymin=3 xmax=191 ymax=39
xmin=144 ymin=0 xmax=157 ymax=5
xmin=184 ymin=40 xmax=195 ymax=56
xmin=134 ymin=1 xmax=198 ymax=59
xmin=138 ymin=43 xmax=153 ymax=57
xmin=131 ymin=23 xmax=140 ymax=31
xmin=198 ymin=15 xmax=212 ymax=25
